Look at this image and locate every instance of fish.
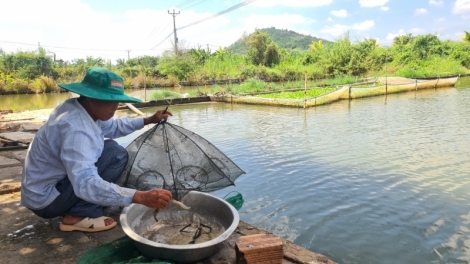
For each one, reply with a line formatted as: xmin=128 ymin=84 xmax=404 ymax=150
xmin=153 ymin=208 xmax=160 ymax=222
xmin=172 ymin=199 xmax=191 ymax=210
xmin=153 ymin=199 xmax=191 ymax=222
xmin=189 ymin=226 xmax=203 ymax=244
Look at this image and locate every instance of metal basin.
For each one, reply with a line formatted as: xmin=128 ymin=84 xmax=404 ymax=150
xmin=120 ymin=191 xmax=239 ymax=263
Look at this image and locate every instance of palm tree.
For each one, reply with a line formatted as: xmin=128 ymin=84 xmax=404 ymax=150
xmin=462 ymin=31 xmax=470 ymax=42
xmin=309 ymin=40 xmax=324 ymax=52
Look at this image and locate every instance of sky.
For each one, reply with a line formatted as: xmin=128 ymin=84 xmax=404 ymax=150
xmin=1 ymin=0 xmax=469 ymax=63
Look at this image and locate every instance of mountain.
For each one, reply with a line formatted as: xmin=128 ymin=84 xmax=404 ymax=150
xmin=226 ymin=27 xmax=332 ymax=54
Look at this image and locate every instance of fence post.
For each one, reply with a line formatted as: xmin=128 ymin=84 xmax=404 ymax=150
xmin=415 ymin=79 xmax=418 ymax=91
xmin=304 ymin=73 xmax=307 ymax=109
xmin=349 ymin=85 xmax=352 ymax=100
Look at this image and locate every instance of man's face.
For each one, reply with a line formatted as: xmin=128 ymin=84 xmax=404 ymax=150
xmin=88 ymin=98 xmax=119 ymax=121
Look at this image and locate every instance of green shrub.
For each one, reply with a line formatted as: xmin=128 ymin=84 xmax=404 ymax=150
xmin=29 ymin=78 xmax=46 ymax=93
xmin=6 ymin=79 xmax=30 ymax=94
xmin=39 ymin=76 xmax=58 ymax=92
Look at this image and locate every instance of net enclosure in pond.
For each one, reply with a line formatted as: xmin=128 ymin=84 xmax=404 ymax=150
xmin=120 ymin=122 xmax=245 ymax=200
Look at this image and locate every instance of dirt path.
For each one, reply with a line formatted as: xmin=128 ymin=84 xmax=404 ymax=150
xmin=0 ymin=109 xmax=53 ymax=133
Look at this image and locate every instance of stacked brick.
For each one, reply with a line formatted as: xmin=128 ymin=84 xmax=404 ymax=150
xmin=235 ymin=233 xmax=284 ymax=264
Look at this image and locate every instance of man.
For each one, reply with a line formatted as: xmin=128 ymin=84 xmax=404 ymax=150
xmin=21 ymin=67 xmax=172 ymax=232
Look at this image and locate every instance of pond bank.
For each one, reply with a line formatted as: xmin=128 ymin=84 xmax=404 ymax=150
xmin=119 ymin=76 xmax=460 ymax=110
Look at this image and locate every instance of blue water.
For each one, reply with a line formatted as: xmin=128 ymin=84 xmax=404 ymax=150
xmin=118 ymin=87 xmax=470 ymax=264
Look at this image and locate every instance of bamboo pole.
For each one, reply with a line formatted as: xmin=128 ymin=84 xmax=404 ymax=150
xmin=125 ymin=103 xmax=145 ymax=116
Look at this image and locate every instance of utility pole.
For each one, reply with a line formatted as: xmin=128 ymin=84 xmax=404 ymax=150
xmin=126 ymin=50 xmax=131 ymax=60
xmin=168 ymin=9 xmax=180 ymax=55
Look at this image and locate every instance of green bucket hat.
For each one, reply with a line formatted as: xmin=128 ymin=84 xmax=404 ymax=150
xmin=59 ymin=67 xmax=142 ymax=103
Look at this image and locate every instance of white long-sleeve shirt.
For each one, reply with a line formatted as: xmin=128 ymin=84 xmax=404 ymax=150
xmin=21 ymin=98 xmax=144 ymax=210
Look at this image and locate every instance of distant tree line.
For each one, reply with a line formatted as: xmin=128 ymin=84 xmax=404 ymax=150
xmin=0 ymin=30 xmax=469 ymax=95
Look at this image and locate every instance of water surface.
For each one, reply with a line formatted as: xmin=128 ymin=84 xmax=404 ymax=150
xmin=122 ymin=86 xmax=470 ymax=264
xmin=3 ymin=79 xmax=470 ymax=263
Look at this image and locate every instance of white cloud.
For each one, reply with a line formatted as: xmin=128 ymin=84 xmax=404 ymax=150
xmin=409 ymin=28 xmax=424 ymax=34
xmin=327 ymin=17 xmax=334 ymax=22
xmin=353 ymin=20 xmax=375 ymax=31
xmin=238 ymin=14 xmax=311 ymax=32
xmin=453 ymin=0 xmax=470 ymax=13
xmin=320 ymin=20 xmax=374 ymax=37
xmin=0 ymin=0 xmax=234 ymax=61
xmin=320 ymin=24 xmax=349 ymax=37
xmin=455 ymin=32 xmax=465 ymax=38
xmin=429 ymin=0 xmax=444 ymax=6
xmin=359 ymin=0 xmax=389 ymax=7
xmin=386 ymin=29 xmax=406 ymax=41
xmin=331 ymin=9 xmax=348 ymax=17
xmin=381 ymin=6 xmax=390 ymax=11
xmin=415 ymin=8 xmax=428 ymax=15
xmin=463 ymin=15 xmax=470 ymax=19
xmin=435 ymin=17 xmax=446 ymax=22
xmin=252 ymin=0 xmax=332 ymax=7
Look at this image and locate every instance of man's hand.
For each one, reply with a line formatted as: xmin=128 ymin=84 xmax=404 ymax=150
xmin=144 ymin=109 xmax=173 ymax=125
xmin=132 ymin=189 xmax=172 ymax=209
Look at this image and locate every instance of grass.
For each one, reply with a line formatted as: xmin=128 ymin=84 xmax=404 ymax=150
xmin=149 ymin=90 xmax=182 ymax=100
xmin=255 ymin=88 xmax=335 ymax=99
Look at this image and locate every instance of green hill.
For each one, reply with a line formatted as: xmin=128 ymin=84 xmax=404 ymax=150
xmin=226 ymin=27 xmax=332 ymax=54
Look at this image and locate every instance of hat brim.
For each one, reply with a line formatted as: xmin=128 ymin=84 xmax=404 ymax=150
xmin=59 ymin=82 xmax=143 ymax=104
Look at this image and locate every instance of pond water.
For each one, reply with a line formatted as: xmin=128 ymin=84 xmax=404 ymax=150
xmin=116 ymin=84 xmax=470 ymax=264
xmin=3 ymin=77 xmax=470 ymax=263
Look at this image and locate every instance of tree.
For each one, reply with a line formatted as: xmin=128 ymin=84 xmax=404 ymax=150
xmin=393 ymin=33 xmax=414 ymax=46
xmin=246 ymin=30 xmax=280 ymax=67
xmin=463 ymin=31 xmax=470 ymax=43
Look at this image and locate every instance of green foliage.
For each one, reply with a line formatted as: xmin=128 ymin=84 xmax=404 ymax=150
xmin=231 ymin=79 xmax=267 ymax=94
xmin=188 ymin=47 xmax=214 ymax=64
xmin=393 ymin=33 xmax=414 ymax=46
xmin=246 ymin=31 xmax=280 ymax=67
xmin=29 ymin=78 xmax=46 ymax=93
xmin=6 ymin=78 xmax=29 ymax=94
xmin=39 ymin=76 xmax=59 ymax=93
xmin=1 ymin=49 xmax=55 ymax=79
xmin=0 ymin=31 xmax=469 ymax=96
xmin=444 ymin=40 xmax=470 ymax=68
xmin=157 ymin=51 xmax=198 ymax=81
xmin=394 ymin=56 xmax=467 ymax=77
xmin=462 ymin=31 xmax=470 ymax=42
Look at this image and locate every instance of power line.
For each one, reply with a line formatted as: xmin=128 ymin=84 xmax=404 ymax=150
xmin=150 ymin=32 xmax=174 ymax=50
xmin=146 ymin=21 xmax=171 ymax=42
xmin=0 ymin=40 xmax=127 ymax=52
xmin=150 ymin=0 xmax=258 ymax=50
xmin=177 ymin=0 xmax=198 ymax=8
xmin=182 ymin=0 xmax=209 ymax=11
xmin=0 ymin=40 xmax=168 ymax=52
xmin=177 ymin=0 xmax=258 ymax=31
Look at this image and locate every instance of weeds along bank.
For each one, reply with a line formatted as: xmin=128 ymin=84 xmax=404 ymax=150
xmin=1 ymin=32 xmax=470 ymax=95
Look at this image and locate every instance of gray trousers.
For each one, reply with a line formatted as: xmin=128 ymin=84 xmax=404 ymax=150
xmin=30 ymin=140 xmax=128 ymax=218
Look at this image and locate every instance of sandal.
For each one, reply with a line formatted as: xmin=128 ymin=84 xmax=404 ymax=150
xmin=59 ymin=216 xmax=117 ymax=232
